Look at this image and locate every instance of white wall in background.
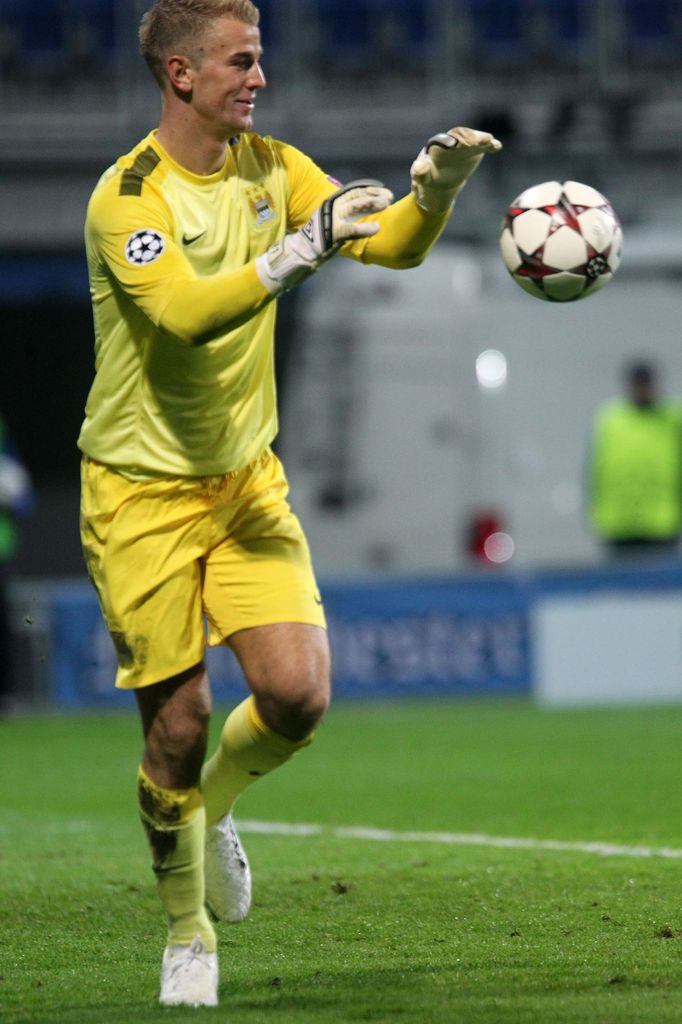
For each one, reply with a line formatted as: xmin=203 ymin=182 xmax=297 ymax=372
xmin=280 ymin=235 xmax=682 ymax=576
xmin=533 ymin=592 xmax=682 ymax=705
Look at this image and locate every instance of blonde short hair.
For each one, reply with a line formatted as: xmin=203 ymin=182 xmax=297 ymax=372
xmin=139 ymin=0 xmax=260 ymax=87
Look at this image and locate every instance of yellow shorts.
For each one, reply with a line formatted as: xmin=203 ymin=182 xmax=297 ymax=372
xmin=80 ymin=449 xmax=326 ymax=690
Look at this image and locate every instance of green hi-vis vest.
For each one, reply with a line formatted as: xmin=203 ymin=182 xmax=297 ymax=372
xmin=590 ymin=401 xmax=682 ymax=540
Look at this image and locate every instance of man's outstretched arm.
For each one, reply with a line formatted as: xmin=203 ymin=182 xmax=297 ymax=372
xmin=346 ymin=126 xmax=502 ymax=269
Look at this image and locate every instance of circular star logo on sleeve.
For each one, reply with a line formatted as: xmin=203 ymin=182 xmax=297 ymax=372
xmin=125 ymin=229 xmax=165 ymax=265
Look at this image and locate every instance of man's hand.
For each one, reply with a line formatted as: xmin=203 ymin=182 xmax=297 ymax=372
xmin=410 ymin=127 xmax=502 ymax=215
xmin=255 ymin=179 xmax=394 ymax=295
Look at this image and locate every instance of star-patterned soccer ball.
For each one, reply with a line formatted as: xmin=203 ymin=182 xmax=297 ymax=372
xmin=499 ymin=181 xmax=623 ymax=302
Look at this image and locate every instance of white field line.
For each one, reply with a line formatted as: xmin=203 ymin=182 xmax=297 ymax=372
xmin=2 ymin=817 xmax=680 ymax=861
xmin=236 ymin=819 xmax=682 ymax=861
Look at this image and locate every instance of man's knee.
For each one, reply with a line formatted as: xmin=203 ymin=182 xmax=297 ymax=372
xmin=159 ymin=702 xmax=211 ymax=760
xmin=256 ymin=666 xmax=331 ymax=741
xmin=136 ymin=666 xmax=212 ymax=788
xmin=227 ymin=623 xmax=332 ymax=741
xmin=287 ymin=670 xmax=331 ymax=725
xmin=147 ymin=705 xmax=211 ymax=788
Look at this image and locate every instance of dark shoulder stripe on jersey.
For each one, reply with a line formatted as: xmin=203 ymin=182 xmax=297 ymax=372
xmin=119 ymin=146 xmax=162 ymax=197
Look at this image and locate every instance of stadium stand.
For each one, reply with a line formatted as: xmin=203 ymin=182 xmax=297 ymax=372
xmin=1 ymin=0 xmax=681 ymax=102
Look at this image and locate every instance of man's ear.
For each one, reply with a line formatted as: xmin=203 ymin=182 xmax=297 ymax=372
xmin=166 ymin=54 xmax=194 ymax=95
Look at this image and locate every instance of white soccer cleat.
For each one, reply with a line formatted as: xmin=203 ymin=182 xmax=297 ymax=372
xmin=159 ymin=934 xmax=218 ymax=1008
xmin=204 ymin=814 xmax=252 ymax=923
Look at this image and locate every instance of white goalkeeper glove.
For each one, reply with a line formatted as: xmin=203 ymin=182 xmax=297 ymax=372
xmin=255 ymin=179 xmax=394 ymax=295
xmin=410 ymin=127 xmax=502 ymax=215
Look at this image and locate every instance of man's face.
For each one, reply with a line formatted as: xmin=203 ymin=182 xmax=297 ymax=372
xmin=182 ymin=18 xmax=266 ymax=136
xmin=630 ymin=377 xmax=657 ymax=408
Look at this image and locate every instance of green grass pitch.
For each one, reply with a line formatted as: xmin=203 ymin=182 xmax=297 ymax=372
xmin=2 ymin=698 xmax=682 ymax=1023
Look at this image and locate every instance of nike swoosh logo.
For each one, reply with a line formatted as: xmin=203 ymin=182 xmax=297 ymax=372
xmin=182 ymin=232 xmax=206 ymax=245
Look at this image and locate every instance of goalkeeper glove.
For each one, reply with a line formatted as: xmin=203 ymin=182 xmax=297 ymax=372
xmin=410 ymin=127 xmax=502 ymax=215
xmin=255 ymin=179 xmax=393 ymax=295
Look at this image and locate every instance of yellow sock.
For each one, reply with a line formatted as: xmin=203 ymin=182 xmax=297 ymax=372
xmin=201 ymin=696 xmax=312 ymax=826
xmin=137 ymin=767 xmax=216 ymax=951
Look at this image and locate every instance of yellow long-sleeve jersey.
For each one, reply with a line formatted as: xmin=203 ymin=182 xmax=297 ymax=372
xmin=78 ymin=130 xmax=450 ymax=477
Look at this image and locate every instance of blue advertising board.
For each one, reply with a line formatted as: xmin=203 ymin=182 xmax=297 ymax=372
xmin=46 ymin=574 xmax=531 ymax=708
xmin=44 ymin=560 xmax=682 ymax=709
xmin=323 ymin=577 xmax=529 ymax=699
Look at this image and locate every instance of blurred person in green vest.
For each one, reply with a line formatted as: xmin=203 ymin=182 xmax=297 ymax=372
xmin=588 ymin=360 xmax=682 ymax=557
xmin=0 ymin=414 xmax=33 ymax=711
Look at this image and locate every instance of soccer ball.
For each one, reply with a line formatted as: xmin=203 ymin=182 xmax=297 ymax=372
xmin=499 ymin=180 xmax=623 ymax=302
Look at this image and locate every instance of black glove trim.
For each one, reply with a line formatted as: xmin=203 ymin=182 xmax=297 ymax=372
xmin=425 ymin=133 xmax=459 ymax=153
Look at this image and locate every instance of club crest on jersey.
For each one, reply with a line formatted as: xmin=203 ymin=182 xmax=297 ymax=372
xmin=246 ymin=186 xmax=276 ymax=227
xmin=125 ymin=229 xmax=165 ymax=265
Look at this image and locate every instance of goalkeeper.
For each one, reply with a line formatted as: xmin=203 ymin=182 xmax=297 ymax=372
xmin=78 ymin=0 xmax=501 ymax=1009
